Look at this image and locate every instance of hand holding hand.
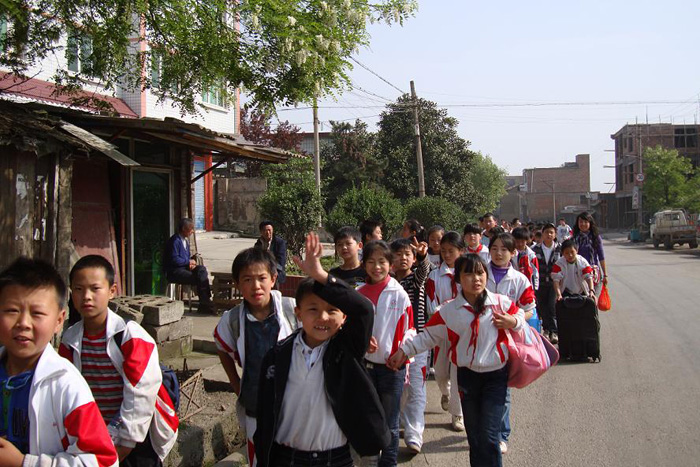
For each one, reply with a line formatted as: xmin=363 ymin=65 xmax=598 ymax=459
xmin=0 ymin=437 xmax=24 ymax=467
xmin=367 ymin=336 xmax=378 ymax=354
xmin=492 ymin=311 xmax=517 ymax=329
xmin=387 ymin=349 xmax=407 ymax=371
xmin=292 ymin=232 xmax=328 ymax=284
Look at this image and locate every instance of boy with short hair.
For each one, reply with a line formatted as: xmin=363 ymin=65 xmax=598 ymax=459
xmin=533 ymin=223 xmax=562 ymax=343
xmin=511 ymin=227 xmax=540 ymax=292
xmin=390 ymin=238 xmax=431 ymax=453
xmin=329 ymin=227 xmax=367 ymax=288
xmin=60 ymin=255 xmax=177 ymax=466
xmin=255 ymin=233 xmax=390 ymax=467
xmin=463 ymin=223 xmax=491 ymax=264
xmin=0 ymin=257 xmax=118 ymax=467
xmin=552 ymin=239 xmax=596 ymax=301
xmin=214 ymin=248 xmax=297 ymax=467
xmin=480 ymin=213 xmax=497 ymax=247
xmin=556 ymin=218 xmax=573 ymax=243
xmin=359 ymin=219 xmax=383 ymax=244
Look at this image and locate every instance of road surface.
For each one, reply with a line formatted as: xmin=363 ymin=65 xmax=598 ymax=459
xmin=399 ymin=240 xmax=700 ymax=467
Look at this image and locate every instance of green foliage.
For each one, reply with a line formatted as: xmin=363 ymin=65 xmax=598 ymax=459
xmin=643 ymin=145 xmax=696 ymax=212
xmin=258 ymin=158 xmax=324 ymax=257
xmin=404 ymin=196 xmax=468 ymax=232
xmin=321 ymin=119 xmax=384 ymax=210
xmin=286 ymin=254 xmax=340 ymax=276
xmin=374 ymin=96 xmax=506 ymax=216
xmin=1 ymin=0 xmax=416 ymax=114
xmin=326 ymin=184 xmax=404 ymax=237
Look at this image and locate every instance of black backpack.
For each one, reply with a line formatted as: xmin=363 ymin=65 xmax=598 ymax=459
xmin=113 ymin=330 xmax=180 ymax=411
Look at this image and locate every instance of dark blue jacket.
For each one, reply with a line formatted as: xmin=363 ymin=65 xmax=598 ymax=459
xmin=164 ymin=234 xmax=190 ymax=273
xmin=255 ymin=235 xmax=287 ymax=284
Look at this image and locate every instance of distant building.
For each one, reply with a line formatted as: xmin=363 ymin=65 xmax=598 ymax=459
xmin=497 ymin=154 xmax=596 ymax=225
xmin=609 ymin=123 xmax=700 ymax=228
xmin=300 ymin=131 xmax=333 ymax=155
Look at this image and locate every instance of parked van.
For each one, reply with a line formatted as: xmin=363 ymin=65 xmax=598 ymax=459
xmin=650 ymin=209 xmax=698 ymax=249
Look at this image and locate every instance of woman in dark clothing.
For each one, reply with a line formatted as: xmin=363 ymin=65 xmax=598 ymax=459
xmin=573 ymin=212 xmax=608 ymax=296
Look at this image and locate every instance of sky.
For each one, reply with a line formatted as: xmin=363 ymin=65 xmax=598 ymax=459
xmin=274 ymin=0 xmax=700 ymax=193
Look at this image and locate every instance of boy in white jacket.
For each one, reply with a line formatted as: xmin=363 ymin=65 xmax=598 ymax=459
xmin=60 ymin=255 xmax=177 ymax=466
xmin=551 ymin=239 xmax=596 ymax=300
xmin=0 ymin=257 xmax=118 ymax=467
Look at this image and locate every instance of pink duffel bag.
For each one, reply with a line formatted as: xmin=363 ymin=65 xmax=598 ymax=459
xmin=505 ymin=323 xmax=560 ymax=389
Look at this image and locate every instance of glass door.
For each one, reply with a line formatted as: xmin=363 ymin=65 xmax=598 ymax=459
xmin=130 ymin=169 xmax=172 ymax=295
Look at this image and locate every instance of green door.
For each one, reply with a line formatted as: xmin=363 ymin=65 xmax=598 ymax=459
xmin=132 ymin=170 xmax=172 ymax=295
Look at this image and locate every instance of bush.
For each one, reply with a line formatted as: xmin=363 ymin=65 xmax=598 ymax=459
xmin=326 ymin=185 xmax=404 ymax=237
xmin=258 ymin=158 xmax=325 ymax=258
xmin=404 ymin=196 xmax=470 ymax=232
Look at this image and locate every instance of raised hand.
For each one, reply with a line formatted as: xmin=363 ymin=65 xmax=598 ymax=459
xmin=292 ymin=232 xmax=329 ymax=284
xmin=412 ymin=237 xmax=429 ymax=258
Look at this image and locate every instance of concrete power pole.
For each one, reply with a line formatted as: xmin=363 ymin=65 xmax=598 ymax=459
xmin=410 ymin=81 xmax=426 ymax=198
xmin=312 ymin=99 xmax=321 ymax=195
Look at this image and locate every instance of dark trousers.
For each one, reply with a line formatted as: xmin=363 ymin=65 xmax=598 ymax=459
xmin=271 ymin=443 xmax=353 ymax=467
xmin=457 ymin=366 xmax=508 ymax=467
xmin=536 ymin=285 xmax=557 ymax=332
xmin=167 ymin=265 xmax=211 ymax=304
xmin=366 ymin=363 xmax=405 ymax=467
xmin=121 ymin=434 xmax=162 ymax=467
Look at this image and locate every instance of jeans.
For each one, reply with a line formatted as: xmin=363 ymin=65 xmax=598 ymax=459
xmin=271 ymin=443 xmax=353 ymax=467
xmin=366 ymin=363 xmax=405 ymax=467
xmin=536 ymin=285 xmax=557 ymax=332
xmin=121 ymin=433 xmax=162 ymax=467
xmin=457 ymin=366 xmax=508 ymax=467
xmin=167 ymin=265 xmax=211 ymax=305
xmin=500 ymin=388 xmax=511 ymax=443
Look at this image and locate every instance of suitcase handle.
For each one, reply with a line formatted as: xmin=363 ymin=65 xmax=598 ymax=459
xmin=562 ymin=294 xmax=595 ymax=309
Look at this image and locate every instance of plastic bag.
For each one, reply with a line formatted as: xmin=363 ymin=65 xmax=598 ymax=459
xmin=598 ymin=284 xmax=611 ymax=311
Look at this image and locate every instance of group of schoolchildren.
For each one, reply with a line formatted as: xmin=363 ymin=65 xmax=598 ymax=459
xmin=0 ymin=255 xmax=177 ymax=467
xmin=0 ymin=212 xmax=600 ymax=467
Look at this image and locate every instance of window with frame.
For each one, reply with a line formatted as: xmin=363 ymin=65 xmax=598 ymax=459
xmin=150 ymin=53 xmax=179 ymax=94
xmin=202 ymin=83 xmax=226 ymax=108
xmin=674 ymin=127 xmax=697 ymax=149
xmin=66 ymin=32 xmax=93 ymax=75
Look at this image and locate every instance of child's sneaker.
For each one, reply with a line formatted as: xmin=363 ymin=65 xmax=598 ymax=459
xmin=499 ymin=441 xmax=508 ymax=454
xmin=441 ymin=394 xmax=449 ymax=411
xmin=451 ymin=415 xmax=465 ymax=432
xmin=406 ymin=441 xmax=421 ymax=454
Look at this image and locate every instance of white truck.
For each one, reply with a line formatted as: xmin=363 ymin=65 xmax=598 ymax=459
xmin=650 ymin=209 xmax=698 ymax=249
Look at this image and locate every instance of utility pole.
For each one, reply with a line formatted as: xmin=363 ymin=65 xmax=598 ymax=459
xmin=542 ymin=179 xmax=556 ymax=224
xmin=637 ymin=125 xmax=644 ymax=227
xmin=410 ymin=80 xmax=426 ymax=198
xmin=312 ymin=98 xmax=321 ymax=195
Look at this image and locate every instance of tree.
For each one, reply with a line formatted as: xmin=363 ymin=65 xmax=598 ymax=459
xmin=258 ymin=158 xmax=324 ymax=258
xmin=321 ymin=119 xmax=384 ymax=210
xmin=375 ymin=95 xmax=506 ymax=216
xmin=404 ymin=196 xmax=468 ymax=232
xmin=240 ymin=105 xmax=303 ymax=177
xmin=643 ymin=146 xmax=695 ymax=212
xmin=326 ymin=184 xmax=404 ymax=237
xmin=1 ymin=0 xmax=417 ymax=114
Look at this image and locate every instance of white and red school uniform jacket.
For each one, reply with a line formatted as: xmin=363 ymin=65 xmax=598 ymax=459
xmin=512 ymin=246 xmax=540 ymax=291
xmin=213 ymin=290 xmax=296 ymax=368
xmin=402 ymin=290 xmax=525 ymax=373
xmin=358 ymin=276 xmax=415 ymax=364
xmin=425 ymin=263 xmax=461 ymax=316
xmin=486 ymin=263 xmax=536 ymax=313
xmin=60 ymin=310 xmax=178 ymax=461
xmin=551 ymin=255 xmax=594 ymax=294
xmin=0 ymin=345 xmax=119 ymax=467
xmin=467 ymin=244 xmax=491 ymax=265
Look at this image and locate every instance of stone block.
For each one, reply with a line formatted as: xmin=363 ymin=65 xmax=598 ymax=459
xmin=115 ymin=305 xmax=144 ymax=324
xmin=142 ymin=299 xmax=185 ymax=326
xmin=143 ymin=317 xmax=193 ymax=343
xmin=157 ymin=335 xmax=193 ymax=359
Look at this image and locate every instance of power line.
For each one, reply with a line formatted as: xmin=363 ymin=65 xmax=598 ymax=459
xmin=349 ymin=57 xmax=405 ymax=94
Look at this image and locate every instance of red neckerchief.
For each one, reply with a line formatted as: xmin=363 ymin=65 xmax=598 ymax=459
xmin=446 ymin=272 xmax=458 ymax=299
xmin=464 ymin=302 xmax=481 ymax=366
xmin=467 ymin=244 xmax=483 ymax=254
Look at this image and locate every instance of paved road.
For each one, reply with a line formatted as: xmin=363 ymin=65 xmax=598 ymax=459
xmin=398 ymin=240 xmax=700 ymax=467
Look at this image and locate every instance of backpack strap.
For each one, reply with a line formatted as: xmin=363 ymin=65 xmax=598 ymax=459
xmin=228 ymin=305 xmax=242 ymax=344
xmin=280 ymin=297 xmax=297 ymax=330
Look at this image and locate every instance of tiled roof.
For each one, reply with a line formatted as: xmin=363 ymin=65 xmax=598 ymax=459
xmin=0 ymin=73 xmax=138 ymax=118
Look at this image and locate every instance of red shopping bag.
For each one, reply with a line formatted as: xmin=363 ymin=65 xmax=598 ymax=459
xmin=598 ymin=284 xmax=611 ymax=311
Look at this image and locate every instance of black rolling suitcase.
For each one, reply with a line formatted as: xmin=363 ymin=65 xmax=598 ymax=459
xmin=555 ymin=294 xmax=601 ymax=362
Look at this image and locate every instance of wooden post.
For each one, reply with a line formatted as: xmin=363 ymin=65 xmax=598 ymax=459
xmin=411 ymin=81 xmax=426 ymax=198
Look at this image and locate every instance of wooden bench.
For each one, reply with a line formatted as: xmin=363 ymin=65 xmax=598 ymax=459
xmin=211 ymin=271 xmax=243 ymax=313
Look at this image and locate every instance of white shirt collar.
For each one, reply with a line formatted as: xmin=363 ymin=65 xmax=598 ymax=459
xmin=295 ymin=332 xmax=329 ymax=370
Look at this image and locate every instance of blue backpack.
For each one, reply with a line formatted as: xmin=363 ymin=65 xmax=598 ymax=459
xmin=113 ymin=330 xmax=180 ymax=411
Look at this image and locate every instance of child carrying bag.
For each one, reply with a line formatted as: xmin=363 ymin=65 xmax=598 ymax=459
xmin=505 ymin=322 xmax=559 ymax=389
xmin=598 ymin=284 xmax=611 ymax=311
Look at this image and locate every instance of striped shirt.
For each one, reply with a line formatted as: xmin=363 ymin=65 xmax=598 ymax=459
xmin=396 ymin=255 xmax=433 ymax=332
xmin=81 ymin=331 xmax=124 ymax=423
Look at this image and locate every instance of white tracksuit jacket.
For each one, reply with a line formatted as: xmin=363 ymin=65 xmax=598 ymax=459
xmin=0 ymin=345 xmax=119 ymax=467
xmin=60 ymin=310 xmax=178 ymax=461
